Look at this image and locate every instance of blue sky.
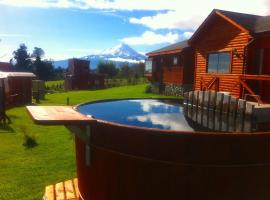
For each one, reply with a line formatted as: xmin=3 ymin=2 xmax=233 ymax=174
xmin=0 ymin=0 xmax=269 ymax=61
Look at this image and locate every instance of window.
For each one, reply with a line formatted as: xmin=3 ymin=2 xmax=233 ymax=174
xmin=207 ymin=52 xmax=231 ymax=73
xmin=145 ymin=59 xmax=153 ymax=73
xmin=173 ymin=56 xmax=178 ymax=65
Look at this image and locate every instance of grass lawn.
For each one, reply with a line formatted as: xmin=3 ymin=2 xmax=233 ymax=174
xmin=45 ymin=80 xmax=64 ymax=88
xmin=0 ymin=84 xmax=177 ymax=200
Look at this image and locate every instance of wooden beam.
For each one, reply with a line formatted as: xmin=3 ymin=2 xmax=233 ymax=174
xmin=242 ymin=74 xmax=270 ymax=81
xmin=239 ymin=80 xmax=263 ymax=104
xmin=215 ymin=11 xmax=250 ymax=34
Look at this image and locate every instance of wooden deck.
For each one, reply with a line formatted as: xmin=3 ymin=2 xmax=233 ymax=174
xmin=43 ymin=178 xmax=79 ymax=200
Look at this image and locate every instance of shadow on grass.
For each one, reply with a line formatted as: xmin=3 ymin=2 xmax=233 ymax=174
xmin=0 ymin=123 xmax=14 ymax=133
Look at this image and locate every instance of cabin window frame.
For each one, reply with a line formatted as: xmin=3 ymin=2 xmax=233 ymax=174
xmin=206 ymin=51 xmax=232 ymax=74
xmin=145 ymin=58 xmax=154 ymax=74
xmin=173 ymin=56 xmax=178 ymax=66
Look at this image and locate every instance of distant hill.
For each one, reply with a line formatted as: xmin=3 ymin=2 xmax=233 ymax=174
xmin=53 ymin=43 xmax=146 ymax=69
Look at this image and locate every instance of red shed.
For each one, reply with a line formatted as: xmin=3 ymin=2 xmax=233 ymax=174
xmin=0 ymin=62 xmax=12 ymax=71
xmin=146 ymin=40 xmax=195 ymax=96
xmin=189 ymin=9 xmax=270 ymax=103
xmin=0 ymin=71 xmax=36 ymax=106
xmin=65 ymin=59 xmax=105 ymax=90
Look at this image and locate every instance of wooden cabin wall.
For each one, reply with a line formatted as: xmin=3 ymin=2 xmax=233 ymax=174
xmin=8 ymin=77 xmax=32 ymax=106
xmin=162 ymin=65 xmax=183 ymax=85
xmin=182 ymin=48 xmax=195 ymax=85
xmin=162 ymin=53 xmax=183 ymax=85
xmin=150 ymin=56 xmax=163 ymax=83
xmin=246 ymin=36 xmax=270 ymax=101
xmin=193 ymin=16 xmax=251 ymax=97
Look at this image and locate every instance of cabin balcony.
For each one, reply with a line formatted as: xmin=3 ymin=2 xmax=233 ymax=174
xmin=200 ymin=74 xmax=270 ymax=104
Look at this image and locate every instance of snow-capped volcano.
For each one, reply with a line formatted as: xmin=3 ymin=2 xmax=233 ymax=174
xmin=53 ymin=43 xmax=146 ymax=69
xmin=99 ymin=43 xmax=146 ymax=60
xmin=83 ymin=43 xmax=146 ymax=64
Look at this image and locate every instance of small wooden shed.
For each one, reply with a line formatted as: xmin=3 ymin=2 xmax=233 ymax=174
xmin=0 ymin=71 xmax=36 ymax=106
xmin=189 ymin=9 xmax=270 ymax=103
xmin=146 ymin=40 xmax=195 ymax=96
xmin=64 ymin=59 xmax=105 ymax=91
xmin=0 ymin=62 xmax=12 ymax=71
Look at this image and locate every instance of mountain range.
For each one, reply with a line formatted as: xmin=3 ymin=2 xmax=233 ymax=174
xmin=53 ymin=43 xmax=146 ymax=69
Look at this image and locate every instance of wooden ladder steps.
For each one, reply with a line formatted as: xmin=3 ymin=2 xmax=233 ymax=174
xmin=43 ymin=178 xmax=79 ymax=200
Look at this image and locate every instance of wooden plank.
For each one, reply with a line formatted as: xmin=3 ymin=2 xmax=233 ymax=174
xmin=192 ymin=91 xmax=199 ymax=121
xmin=26 ymin=106 xmax=95 ymax=125
xmin=73 ymin=178 xmax=79 ymax=198
xmin=64 ymin=180 xmax=76 ymax=199
xmin=55 ymin=182 xmax=65 ymax=200
xmin=203 ymin=91 xmax=210 ymax=127
xmin=44 ymin=185 xmax=55 ymax=200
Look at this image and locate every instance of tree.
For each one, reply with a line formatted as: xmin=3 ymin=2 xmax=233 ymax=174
xmin=118 ymin=63 xmax=131 ymax=78
xmin=12 ymin=44 xmax=32 ymax=71
xmin=32 ymin=47 xmax=45 ymax=61
xmin=131 ymin=62 xmax=145 ymax=78
xmin=97 ymin=61 xmax=118 ymax=78
xmin=33 ymin=59 xmax=54 ymax=80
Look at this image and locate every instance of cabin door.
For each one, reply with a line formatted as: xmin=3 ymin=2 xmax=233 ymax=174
xmin=262 ymin=48 xmax=270 ymax=101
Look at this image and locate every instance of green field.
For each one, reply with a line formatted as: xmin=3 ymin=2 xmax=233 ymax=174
xmin=0 ymin=84 xmax=176 ymax=200
xmin=45 ymin=80 xmax=64 ymax=88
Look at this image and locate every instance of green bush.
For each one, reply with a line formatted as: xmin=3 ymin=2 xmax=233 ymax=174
xmin=145 ymin=84 xmax=152 ymax=93
xmin=19 ymin=125 xmax=38 ymax=148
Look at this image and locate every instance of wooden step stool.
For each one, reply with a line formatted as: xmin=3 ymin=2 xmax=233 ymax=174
xmin=43 ymin=178 xmax=79 ymax=200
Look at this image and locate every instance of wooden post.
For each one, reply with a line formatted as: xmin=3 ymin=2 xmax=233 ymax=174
xmin=192 ymin=91 xmax=199 ymax=122
xmin=183 ymin=92 xmax=189 ymax=115
xmin=208 ymin=91 xmax=217 ymax=130
xmin=67 ymin=125 xmax=92 ymax=166
xmin=215 ymin=92 xmax=224 ymax=131
xmin=236 ymin=99 xmax=246 ymax=132
xmin=221 ymin=94 xmax=231 ymax=132
xmin=244 ymin=102 xmax=255 ymax=132
xmin=197 ymin=91 xmax=205 ymax=125
xmin=228 ymin=96 xmax=239 ymax=132
xmin=203 ymin=91 xmax=210 ymax=127
xmin=187 ymin=91 xmax=194 ymax=119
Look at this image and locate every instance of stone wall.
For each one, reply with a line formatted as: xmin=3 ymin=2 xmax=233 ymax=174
xmin=150 ymin=82 xmax=193 ymax=96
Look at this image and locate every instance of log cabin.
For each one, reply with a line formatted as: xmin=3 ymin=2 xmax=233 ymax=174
xmin=146 ymin=40 xmax=195 ymax=96
xmin=189 ymin=9 xmax=270 ymax=103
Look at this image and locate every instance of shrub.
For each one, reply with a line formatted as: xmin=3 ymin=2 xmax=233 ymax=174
xmin=19 ymin=125 xmax=38 ymax=148
xmin=145 ymin=84 xmax=152 ymax=93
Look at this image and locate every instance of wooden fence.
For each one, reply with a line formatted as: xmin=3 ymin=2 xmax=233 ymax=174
xmin=183 ymin=91 xmax=256 ymax=132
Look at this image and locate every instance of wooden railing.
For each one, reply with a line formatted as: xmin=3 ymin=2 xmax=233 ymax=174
xmin=200 ymin=76 xmax=219 ymax=91
xmin=200 ymin=74 xmax=270 ymax=104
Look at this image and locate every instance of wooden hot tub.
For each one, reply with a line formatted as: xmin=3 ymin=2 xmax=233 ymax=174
xmin=27 ymin=99 xmax=270 ymax=200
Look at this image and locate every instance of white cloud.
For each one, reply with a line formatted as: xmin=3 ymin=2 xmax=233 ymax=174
xmin=129 ymin=0 xmax=269 ymax=30
xmin=0 ymin=0 xmax=269 ymax=31
xmin=182 ymin=32 xmax=194 ymax=39
xmin=120 ymin=31 xmax=179 ymax=46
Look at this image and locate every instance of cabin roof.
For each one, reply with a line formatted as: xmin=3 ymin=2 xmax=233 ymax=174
xmin=190 ymin=9 xmax=270 ymax=43
xmin=0 ymin=71 xmax=36 ymax=78
xmin=216 ymin=9 xmax=262 ymax=33
xmin=146 ymin=40 xmax=189 ymax=56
